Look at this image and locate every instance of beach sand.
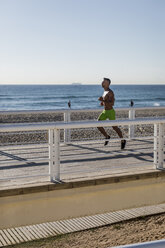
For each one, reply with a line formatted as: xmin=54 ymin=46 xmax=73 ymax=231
xmin=0 ymin=108 xmax=164 ymax=145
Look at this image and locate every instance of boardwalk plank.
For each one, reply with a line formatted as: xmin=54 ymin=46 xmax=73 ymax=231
xmin=0 ymin=230 xmax=11 ymax=246
xmin=2 ymin=229 xmax=16 ymax=245
xmin=60 ymin=220 xmax=80 ymax=232
xmin=29 ymin=225 xmax=46 ymax=239
xmin=14 ymin=227 xmax=30 ymax=242
xmin=10 ymin=228 xmax=25 ymax=243
xmin=36 ymin=223 xmax=54 ymax=236
xmin=51 ymin=221 xmax=72 ymax=234
xmin=116 ymin=210 xmax=135 ymax=220
xmin=0 ymin=231 xmax=8 ymax=246
xmin=85 ymin=215 xmax=106 ymax=226
xmin=26 ymin=225 xmax=44 ymax=239
xmin=47 ymin=222 xmax=63 ymax=235
xmin=65 ymin=218 xmax=86 ymax=231
xmin=17 ymin=227 xmax=32 ymax=242
xmin=21 ymin=226 xmax=37 ymax=241
xmin=40 ymin=223 xmax=58 ymax=236
xmin=6 ymin=228 xmax=21 ymax=243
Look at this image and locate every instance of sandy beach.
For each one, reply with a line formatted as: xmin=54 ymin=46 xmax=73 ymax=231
xmin=0 ymin=108 xmax=164 ymax=145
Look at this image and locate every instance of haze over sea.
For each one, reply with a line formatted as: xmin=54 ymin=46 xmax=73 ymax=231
xmin=0 ymin=84 xmax=165 ymax=111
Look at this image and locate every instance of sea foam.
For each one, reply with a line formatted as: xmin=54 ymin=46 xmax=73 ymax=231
xmin=154 ymin=102 xmax=160 ymax=106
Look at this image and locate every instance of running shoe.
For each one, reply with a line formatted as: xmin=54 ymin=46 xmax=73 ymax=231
xmin=121 ymin=139 xmax=126 ymax=149
xmin=104 ymin=136 xmax=110 ymax=146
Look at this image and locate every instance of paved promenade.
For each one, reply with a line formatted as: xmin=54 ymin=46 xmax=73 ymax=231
xmin=0 ymin=137 xmax=158 ymax=189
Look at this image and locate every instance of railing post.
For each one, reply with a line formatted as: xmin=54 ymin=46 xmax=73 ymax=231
xmin=154 ymin=124 xmax=158 ymax=168
xmin=64 ymin=110 xmax=71 ymax=143
xmin=129 ymin=108 xmax=135 ymax=139
xmin=54 ymin=128 xmax=60 ymax=180
xmin=48 ymin=129 xmax=54 ymax=181
xmin=67 ymin=110 xmax=71 ymax=142
xmin=64 ymin=111 xmax=68 ymax=143
xmin=157 ymin=123 xmax=164 ymax=169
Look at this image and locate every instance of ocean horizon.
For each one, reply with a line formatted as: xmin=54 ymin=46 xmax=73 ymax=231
xmin=0 ymin=84 xmax=165 ymax=111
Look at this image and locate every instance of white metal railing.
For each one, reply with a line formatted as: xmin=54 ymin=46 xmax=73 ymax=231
xmin=0 ymin=106 xmax=165 ymax=142
xmin=110 ymin=239 xmax=165 ymax=247
xmin=0 ymin=117 xmax=165 ymax=182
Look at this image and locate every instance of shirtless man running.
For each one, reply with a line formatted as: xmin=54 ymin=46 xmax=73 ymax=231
xmin=98 ymin=78 xmax=126 ymax=149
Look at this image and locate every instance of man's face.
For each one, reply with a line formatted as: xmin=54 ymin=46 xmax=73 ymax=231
xmin=102 ymin=80 xmax=109 ymax=89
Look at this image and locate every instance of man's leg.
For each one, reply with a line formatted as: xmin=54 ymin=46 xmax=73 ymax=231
xmin=97 ymin=127 xmax=109 ymax=138
xmin=112 ymin=126 xmax=123 ymax=138
xmin=97 ymin=126 xmax=110 ymax=146
xmin=112 ymin=126 xmax=126 ymax=149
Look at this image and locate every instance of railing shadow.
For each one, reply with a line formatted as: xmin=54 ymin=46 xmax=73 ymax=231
xmin=0 ymin=150 xmax=48 ymax=170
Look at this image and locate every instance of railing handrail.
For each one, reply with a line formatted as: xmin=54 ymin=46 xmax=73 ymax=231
xmin=0 ymin=117 xmax=165 ymax=132
xmin=0 ymin=106 xmax=165 ymax=115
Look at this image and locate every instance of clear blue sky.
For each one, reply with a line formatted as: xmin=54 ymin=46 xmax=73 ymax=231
xmin=0 ymin=0 xmax=165 ymax=84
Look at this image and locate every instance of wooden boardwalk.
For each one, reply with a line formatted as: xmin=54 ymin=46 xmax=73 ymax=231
xmin=1 ymin=203 xmax=165 ymax=247
xmin=0 ymin=137 xmax=159 ymax=189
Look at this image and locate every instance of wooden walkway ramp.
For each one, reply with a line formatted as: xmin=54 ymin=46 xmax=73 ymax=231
xmin=0 ymin=203 xmax=165 ymax=247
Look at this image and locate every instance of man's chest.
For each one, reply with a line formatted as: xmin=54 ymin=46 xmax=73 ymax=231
xmin=102 ymin=91 xmax=110 ymax=98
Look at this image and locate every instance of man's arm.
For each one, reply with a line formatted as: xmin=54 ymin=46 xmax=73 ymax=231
xmin=98 ymin=96 xmax=103 ymax=101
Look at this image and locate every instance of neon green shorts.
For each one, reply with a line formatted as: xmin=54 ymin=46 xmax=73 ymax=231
xmin=98 ymin=109 xmax=116 ymax=121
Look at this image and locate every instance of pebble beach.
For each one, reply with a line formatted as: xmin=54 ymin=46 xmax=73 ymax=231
xmin=0 ymin=108 xmax=164 ymax=145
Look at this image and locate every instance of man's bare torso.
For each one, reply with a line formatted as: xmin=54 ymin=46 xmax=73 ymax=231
xmin=102 ymin=89 xmax=115 ymax=110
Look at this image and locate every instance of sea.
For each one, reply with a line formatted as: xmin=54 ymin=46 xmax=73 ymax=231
xmin=0 ymin=84 xmax=165 ymax=111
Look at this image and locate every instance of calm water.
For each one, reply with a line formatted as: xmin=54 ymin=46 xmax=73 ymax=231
xmin=0 ymin=84 xmax=165 ymax=111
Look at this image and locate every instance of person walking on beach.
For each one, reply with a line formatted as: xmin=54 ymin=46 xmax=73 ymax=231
xmin=98 ymin=78 xmax=126 ymax=149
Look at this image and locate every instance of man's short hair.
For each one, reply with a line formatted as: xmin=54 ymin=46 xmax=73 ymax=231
xmin=104 ymin=78 xmax=111 ymax=84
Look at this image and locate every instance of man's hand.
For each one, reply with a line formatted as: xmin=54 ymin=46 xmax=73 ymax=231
xmin=98 ymin=96 xmax=103 ymax=101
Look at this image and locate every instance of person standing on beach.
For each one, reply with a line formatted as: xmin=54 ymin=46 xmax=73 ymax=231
xmin=98 ymin=78 xmax=126 ymax=149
